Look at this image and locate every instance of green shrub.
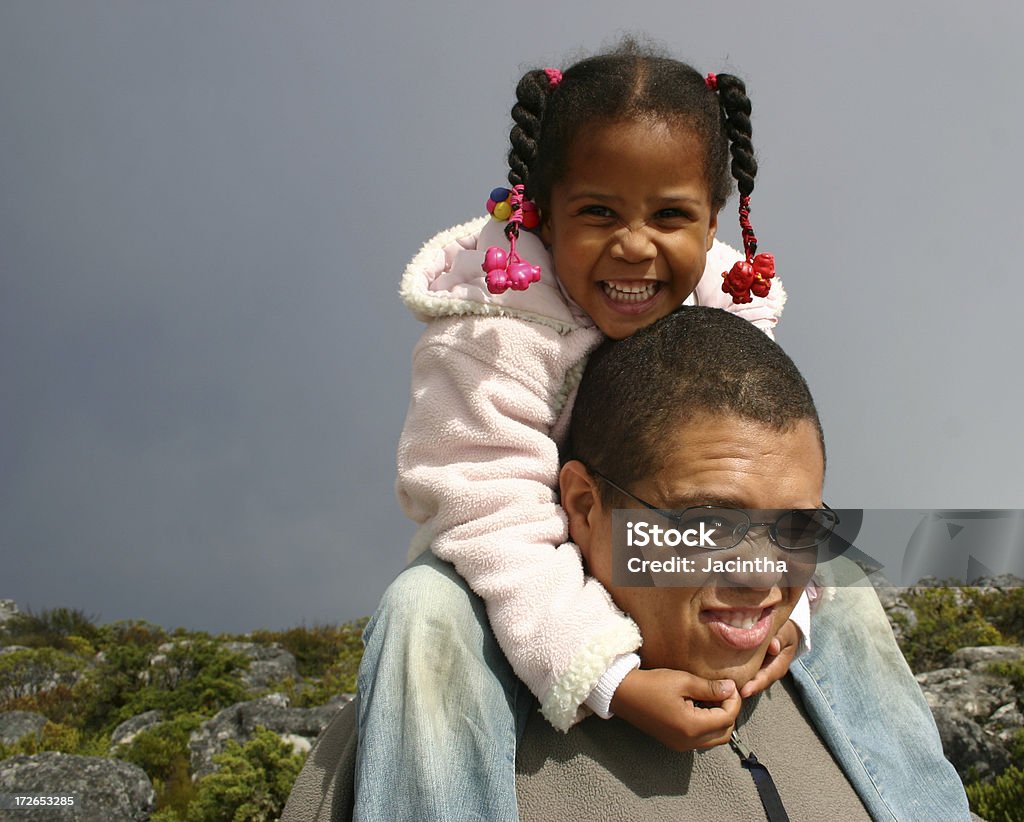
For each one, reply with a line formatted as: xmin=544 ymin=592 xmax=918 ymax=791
xmin=0 ymin=721 xmax=108 ymax=759
xmin=117 ymin=713 xmax=203 ymax=816
xmin=283 ymin=658 xmax=360 ymax=709
xmin=95 ymin=619 xmax=169 ymax=650
xmin=185 ymin=727 xmax=306 ymax=822
xmin=970 ymin=588 xmax=1024 ymax=644
xmin=990 ymin=659 xmax=1024 ymax=698
xmin=0 ymin=647 xmax=82 ymax=703
xmin=245 ymin=618 xmax=367 ymax=679
xmin=967 ymin=765 xmax=1024 ymax=821
xmin=116 ymin=637 xmax=250 ymax=722
xmin=0 ymin=607 xmax=100 ymax=651
xmin=151 ymin=811 xmax=187 ymax=822
xmin=896 ymin=588 xmax=1004 ymax=671
xmin=75 ymin=621 xmax=170 ymax=732
xmin=0 ymin=683 xmax=83 ymax=726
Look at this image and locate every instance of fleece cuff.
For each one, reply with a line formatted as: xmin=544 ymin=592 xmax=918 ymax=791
xmin=584 ymin=653 xmax=642 ymax=719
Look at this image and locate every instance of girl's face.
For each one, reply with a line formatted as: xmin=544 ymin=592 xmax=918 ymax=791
xmin=541 ymin=119 xmax=718 ymax=340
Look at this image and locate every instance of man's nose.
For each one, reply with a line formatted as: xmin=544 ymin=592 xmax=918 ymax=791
xmin=718 ymin=527 xmax=786 ymax=589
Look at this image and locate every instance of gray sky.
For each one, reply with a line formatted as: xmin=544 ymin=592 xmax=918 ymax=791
xmin=2 ymin=1 xmax=1022 ymax=634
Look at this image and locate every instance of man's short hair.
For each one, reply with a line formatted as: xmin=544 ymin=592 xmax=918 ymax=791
xmin=568 ymin=306 xmax=824 ymax=503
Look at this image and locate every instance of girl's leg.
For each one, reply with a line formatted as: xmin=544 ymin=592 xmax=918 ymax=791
xmin=354 ymin=550 xmax=533 ymax=822
xmin=791 ymin=561 xmax=971 ymax=821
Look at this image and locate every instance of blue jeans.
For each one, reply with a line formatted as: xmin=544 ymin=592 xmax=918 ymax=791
xmin=353 ymin=551 xmax=533 ymax=822
xmin=354 ymin=551 xmax=970 ymax=821
xmin=790 ymin=575 xmax=971 ymax=820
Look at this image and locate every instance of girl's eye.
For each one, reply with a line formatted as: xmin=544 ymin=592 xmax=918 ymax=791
xmin=654 ymin=208 xmax=690 ymax=222
xmin=578 ymin=205 xmax=616 ymax=219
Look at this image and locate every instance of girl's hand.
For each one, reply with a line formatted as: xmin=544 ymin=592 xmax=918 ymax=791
xmin=739 ymin=619 xmax=800 ymax=698
xmin=609 ymin=668 xmax=741 ymax=751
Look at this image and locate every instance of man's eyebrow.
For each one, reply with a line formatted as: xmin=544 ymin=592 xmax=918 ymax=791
xmin=664 ymin=493 xmax=750 ymax=509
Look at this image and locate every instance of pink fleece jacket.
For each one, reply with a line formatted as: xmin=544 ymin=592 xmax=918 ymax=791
xmin=397 ymin=216 xmax=788 ymax=730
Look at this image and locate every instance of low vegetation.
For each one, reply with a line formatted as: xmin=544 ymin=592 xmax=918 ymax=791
xmin=3 ymin=591 xmax=1023 ymax=820
xmin=0 ymin=608 xmax=364 ymax=820
xmin=892 ymin=585 xmax=1024 ymax=821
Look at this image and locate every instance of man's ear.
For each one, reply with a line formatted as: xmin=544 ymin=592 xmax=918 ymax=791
xmin=559 ymin=460 xmax=601 ymax=562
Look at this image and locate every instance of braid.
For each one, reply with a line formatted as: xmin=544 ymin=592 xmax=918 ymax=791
xmin=707 ymin=72 xmax=775 ymax=302
xmin=507 ymin=69 xmax=552 ymax=196
xmin=714 ymin=74 xmax=757 ymax=197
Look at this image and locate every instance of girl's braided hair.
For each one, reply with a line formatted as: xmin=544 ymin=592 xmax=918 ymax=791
xmin=507 ymin=41 xmax=756 ymax=214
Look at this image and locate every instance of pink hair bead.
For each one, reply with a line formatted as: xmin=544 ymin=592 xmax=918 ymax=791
xmin=507 ymin=261 xmax=540 ymax=290
xmin=482 ymin=246 xmax=508 ymax=272
xmin=485 ymin=269 xmax=510 ymax=293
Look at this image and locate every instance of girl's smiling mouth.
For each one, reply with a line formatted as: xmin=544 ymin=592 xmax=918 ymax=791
xmin=600 ymin=280 xmax=663 ymax=311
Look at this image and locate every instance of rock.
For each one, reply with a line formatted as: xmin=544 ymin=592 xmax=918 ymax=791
xmin=144 ymin=638 xmax=298 ymax=692
xmin=189 ymin=693 xmax=352 ymax=779
xmin=0 ymin=600 xmax=19 ymax=629
xmin=0 ymin=752 xmax=154 ymax=821
xmin=109 ymin=710 xmax=164 ymax=750
xmin=969 ymin=574 xmax=1024 ymax=590
xmin=0 ymin=648 xmax=83 ymax=702
xmin=0 ymin=711 xmax=48 ymax=746
xmin=989 ymin=701 xmax=1024 ymax=746
xmin=918 ymin=665 xmax=1019 ymax=781
xmin=223 ymin=641 xmax=300 ymax=692
xmin=872 ymin=585 xmax=917 ymax=640
xmin=949 ymin=645 xmax=1024 ymax=670
xmin=932 ymin=711 xmax=1011 ymax=782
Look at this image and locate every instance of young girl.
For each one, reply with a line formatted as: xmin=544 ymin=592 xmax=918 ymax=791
xmin=354 ymin=43 xmax=962 ymax=822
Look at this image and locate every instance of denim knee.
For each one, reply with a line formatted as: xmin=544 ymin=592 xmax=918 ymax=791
xmin=358 ymin=551 xmax=509 ymax=698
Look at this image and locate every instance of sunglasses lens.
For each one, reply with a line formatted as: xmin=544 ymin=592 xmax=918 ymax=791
xmin=775 ymin=509 xmax=837 ymax=548
xmin=678 ymin=508 xmax=749 ymax=549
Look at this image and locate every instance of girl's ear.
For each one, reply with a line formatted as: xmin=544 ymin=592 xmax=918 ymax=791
xmin=559 ymin=460 xmax=601 ymax=561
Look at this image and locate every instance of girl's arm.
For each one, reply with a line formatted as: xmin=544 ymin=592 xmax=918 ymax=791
xmin=397 ymin=313 xmax=641 ymax=732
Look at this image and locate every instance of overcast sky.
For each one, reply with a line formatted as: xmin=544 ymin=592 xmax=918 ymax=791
xmin=2 ymin=1 xmax=1022 ymax=634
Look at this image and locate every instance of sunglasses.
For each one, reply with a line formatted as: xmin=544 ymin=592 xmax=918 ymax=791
xmin=590 ymin=468 xmax=839 ymax=551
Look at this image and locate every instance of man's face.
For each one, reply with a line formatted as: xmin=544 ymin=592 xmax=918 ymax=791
xmin=561 ymin=413 xmax=824 ymax=688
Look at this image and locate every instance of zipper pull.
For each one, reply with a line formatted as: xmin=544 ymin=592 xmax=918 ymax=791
xmin=730 ymin=730 xmax=753 ymax=761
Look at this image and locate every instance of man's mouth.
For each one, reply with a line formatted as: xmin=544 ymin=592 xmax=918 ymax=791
xmin=716 ymin=610 xmax=764 ymax=630
xmin=701 ymin=606 xmax=776 ymax=650
xmin=601 ymin=280 xmax=660 ymax=303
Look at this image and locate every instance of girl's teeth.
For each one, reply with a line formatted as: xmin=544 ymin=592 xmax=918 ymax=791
xmin=602 ymin=281 xmax=658 ymax=302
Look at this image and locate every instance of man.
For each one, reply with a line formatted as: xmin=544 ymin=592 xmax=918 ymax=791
xmin=283 ymin=308 xmax=971 ymax=821
xmin=515 ymin=306 xmax=971 ymax=820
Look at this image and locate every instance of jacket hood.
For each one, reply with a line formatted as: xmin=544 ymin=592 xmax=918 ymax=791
xmin=400 ymin=216 xmax=786 ymax=336
xmin=399 ymin=217 xmax=585 ymax=334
